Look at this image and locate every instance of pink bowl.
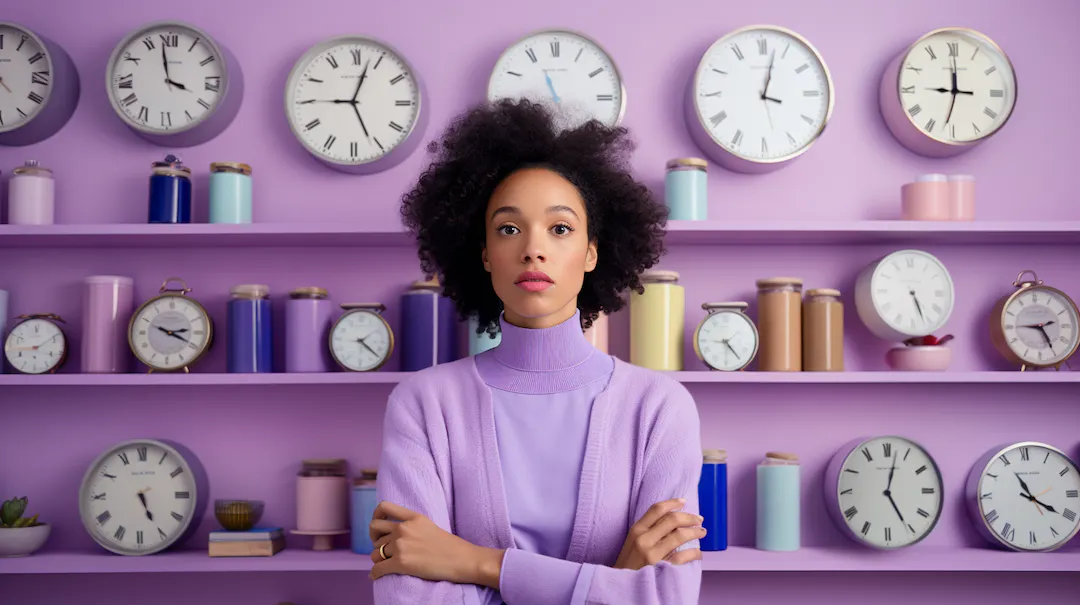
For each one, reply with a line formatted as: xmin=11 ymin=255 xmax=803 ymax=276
xmin=886 ymin=346 xmax=951 ymax=371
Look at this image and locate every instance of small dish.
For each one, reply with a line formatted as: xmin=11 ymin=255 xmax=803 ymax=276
xmin=886 ymin=345 xmax=951 ymax=371
xmin=214 ymin=500 xmax=264 ymax=531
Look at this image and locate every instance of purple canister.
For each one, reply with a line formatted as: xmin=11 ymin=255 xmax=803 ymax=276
xmin=400 ymin=277 xmax=457 ymax=372
xmin=148 ymin=155 xmax=192 ymax=224
xmin=8 ymin=161 xmax=56 ymax=225
xmin=81 ymin=276 xmax=135 ymax=373
xmin=286 ymin=287 xmax=334 ymax=373
xmin=227 ymin=284 xmax=273 ymax=373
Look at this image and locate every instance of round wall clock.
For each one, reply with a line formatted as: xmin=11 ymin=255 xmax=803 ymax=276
xmin=79 ymin=438 xmax=208 ymax=555
xmin=285 ymin=35 xmax=428 ymax=174
xmin=825 ymin=435 xmax=944 ymax=549
xmin=128 ymin=277 xmax=214 ymax=373
xmin=487 ymin=28 xmax=626 ymax=129
xmin=0 ymin=21 xmax=80 ymax=147
xmin=854 ymin=249 xmax=955 ymax=342
xmin=879 ymin=27 xmax=1017 ymax=158
xmin=105 ymin=21 xmax=244 ymax=147
xmin=685 ymin=24 xmax=834 ymax=174
xmin=989 ymin=270 xmax=1079 ymax=371
xmin=329 ymin=303 xmax=394 ymax=371
xmin=965 ymin=441 xmax=1080 ymax=552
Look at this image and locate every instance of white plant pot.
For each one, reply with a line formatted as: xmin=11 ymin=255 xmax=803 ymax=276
xmin=0 ymin=524 xmax=51 ymax=557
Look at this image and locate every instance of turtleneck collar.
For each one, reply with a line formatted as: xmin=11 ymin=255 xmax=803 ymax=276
xmin=473 ymin=309 xmax=614 ymax=394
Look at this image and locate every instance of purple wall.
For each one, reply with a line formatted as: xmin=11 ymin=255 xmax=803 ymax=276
xmin=2 ymin=0 xmax=1080 ymax=603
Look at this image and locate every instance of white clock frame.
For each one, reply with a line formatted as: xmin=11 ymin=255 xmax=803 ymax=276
xmin=0 ymin=21 xmax=81 ymax=147
xmin=854 ymin=248 xmax=956 ymax=342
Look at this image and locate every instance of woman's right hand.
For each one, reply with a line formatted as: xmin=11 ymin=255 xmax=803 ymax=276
xmin=613 ymin=498 xmax=705 ymax=570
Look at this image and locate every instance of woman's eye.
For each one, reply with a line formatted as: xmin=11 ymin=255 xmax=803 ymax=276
xmin=552 ymin=224 xmax=572 ymax=235
xmin=498 ymin=225 xmax=519 ymax=235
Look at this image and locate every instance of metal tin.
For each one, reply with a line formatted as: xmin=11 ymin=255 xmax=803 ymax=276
xmin=8 ymin=160 xmax=56 ymax=225
xmin=227 ymin=284 xmax=272 ymax=373
xmin=209 ymin=162 xmax=253 ymax=224
xmin=148 ymin=154 xmax=192 ymax=224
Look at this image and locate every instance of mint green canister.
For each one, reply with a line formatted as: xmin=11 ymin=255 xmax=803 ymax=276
xmin=209 ymin=162 xmax=253 ymax=224
xmin=664 ymin=157 xmax=707 ymax=221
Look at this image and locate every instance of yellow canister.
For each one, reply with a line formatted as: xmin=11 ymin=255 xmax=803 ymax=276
xmin=630 ymin=269 xmax=685 ymax=370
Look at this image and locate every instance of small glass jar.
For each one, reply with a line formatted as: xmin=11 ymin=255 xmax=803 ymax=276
xmin=630 ymin=269 xmax=685 ymax=370
xmin=664 ymin=158 xmax=708 ymax=221
xmin=802 ymin=288 xmax=844 ymax=371
xmin=227 ymin=284 xmax=272 ymax=373
xmin=148 ymin=154 xmax=192 ymax=224
xmin=756 ymin=277 xmax=803 ymax=371
xmin=8 ymin=160 xmax=55 ymax=225
xmin=209 ymin=161 xmax=253 ymax=224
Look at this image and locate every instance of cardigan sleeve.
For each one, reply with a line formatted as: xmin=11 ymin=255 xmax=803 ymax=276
xmin=498 ymin=383 xmax=704 ymax=605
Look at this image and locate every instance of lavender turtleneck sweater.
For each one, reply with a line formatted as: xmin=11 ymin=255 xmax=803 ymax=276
xmin=374 ymin=311 xmax=703 ymax=604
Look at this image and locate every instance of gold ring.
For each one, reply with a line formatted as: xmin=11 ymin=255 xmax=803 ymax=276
xmin=379 ymin=542 xmax=391 ymax=560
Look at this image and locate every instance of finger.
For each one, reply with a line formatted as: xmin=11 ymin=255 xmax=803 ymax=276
xmin=369 ymin=557 xmax=402 ymax=581
xmin=639 ymin=512 xmax=703 ymax=547
xmin=665 ymin=548 xmax=703 ymax=565
xmin=633 ymin=498 xmax=686 ymax=532
xmin=373 ymin=500 xmax=419 ymax=522
xmin=369 ymin=534 xmax=393 ymax=564
xmin=369 ymin=518 xmax=399 ymax=542
xmin=653 ymin=526 xmax=705 ymax=560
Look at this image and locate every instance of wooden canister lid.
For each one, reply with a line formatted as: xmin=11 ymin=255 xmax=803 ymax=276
xmin=289 ymin=286 xmax=329 ymax=299
xmin=641 ymin=269 xmax=680 ymax=283
xmin=666 ymin=157 xmax=708 ymax=171
xmin=703 ymin=449 xmax=727 ymax=462
xmin=765 ymin=451 xmax=799 ymax=461
xmin=806 ymin=288 xmax=841 ymax=297
xmin=211 ymin=161 xmax=252 ymax=175
xmin=756 ymin=277 xmax=803 ymax=289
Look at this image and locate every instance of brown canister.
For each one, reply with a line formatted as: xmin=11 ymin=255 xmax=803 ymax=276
xmin=802 ymin=288 xmax=844 ymax=371
xmin=755 ymin=277 xmax=803 ymax=371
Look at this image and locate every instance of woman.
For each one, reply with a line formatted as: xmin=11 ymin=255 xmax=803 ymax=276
xmin=369 ymin=98 xmax=705 ymax=605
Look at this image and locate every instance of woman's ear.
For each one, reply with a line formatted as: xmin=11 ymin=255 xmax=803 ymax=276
xmin=585 ymin=240 xmax=598 ymax=273
xmin=482 ymin=247 xmax=491 ymax=272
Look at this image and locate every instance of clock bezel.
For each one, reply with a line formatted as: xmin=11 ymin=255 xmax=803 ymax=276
xmin=104 ymin=20 xmax=244 ymax=147
xmin=964 ymin=441 xmax=1080 ymax=553
xmin=684 ymin=24 xmax=836 ymax=174
xmin=692 ymin=305 xmax=759 ymax=372
xmin=328 ymin=306 xmax=395 ymax=372
xmin=78 ymin=438 xmax=208 ymax=556
xmin=284 ymin=34 xmax=429 ymax=175
xmin=879 ymin=26 xmax=1018 ymax=158
xmin=854 ymin=248 xmax=956 ymax=341
xmin=824 ymin=435 xmax=945 ymax=550
xmin=127 ymin=290 xmax=215 ymax=373
xmin=486 ymin=27 xmax=628 ymax=129
xmin=989 ymin=281 xmax=1079 ymax=370
xmin=0 ymin=21 xmax=81 ymax=147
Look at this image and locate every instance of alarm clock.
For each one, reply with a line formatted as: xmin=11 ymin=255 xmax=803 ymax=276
xmin=3 ymin=313 xmax=69 ymax=374
xmin=854 ymin=249 xmax=955 ymax=342
xmin=825 ymin=435 xmax=944 ymax=549
xmin=79 ymin=438 xmax=208 ymax=555
xmin=128 ymin=277 xmax=214 ymax=373
xmin=0 ymin=21 xmax=81 ymax=146
xmin=964 ymin=441 xmax=1080 ymax=552
xmin=693 ymin=302 xmax=758 ymax=371
xmin=329 ymin=303 xmax=394 ymax=371
xmin=988 ymin=270 xmax=1078 ymax=371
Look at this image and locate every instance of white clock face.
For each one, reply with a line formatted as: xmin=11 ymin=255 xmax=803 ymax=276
xmin=695 ymin=309 xmax=757 ymax=371
xmin=870 ymin=250 xmax=954 ymax=337
xmin=898 ymin=29 xmax=1016 ymax=143
xmin=286 ymin=37 xmax=421 ymax=166
xmin=4 ymin=318 xmax=65 ymax=374
xmin=488 ymin=30 xmax=625 ymax=128
xmin=331 ymin=310 xmax=392 ymax=371
xmin=129 ymin=296 xmax=212 ymax=370
xmin=107 ymin=24 xmax=228 ymax=133
xmin=1000 ymin=287 xmax=1079 ymax=367
xmin=0 ymin=24 xmax=52 ymax=132
xmin=836 ymin=436 xmax=944 ymax=549
xmin=80 ymin=441 xmax=199 ymax=555
xmin=975 ymin=443 xmax=1080 ymax=552
xmin=692 ymin=26 xmax=833 ymax=162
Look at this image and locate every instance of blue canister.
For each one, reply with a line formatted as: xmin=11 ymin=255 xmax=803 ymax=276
xmin=756 ymin=452 xmax=801 ymax=551
xmin=0 ymin=289 xmax=7 ymax=374
xmin=227 ymin=284 xmax=273 ymax=373
xmin=209 ymin=162 xmax=253 ymax=224
xmin=698 ymin=449 xmax=728 ymax=551
xmin=148 ymin=154 xmax=192 ymax=224
xmin=468 ymin=314 xmax=501 ymax=355
xmin=400 ymin=277 xmax=457 ymax=372
xmin=351 ymin=470 xmax=379 ymax=554
xmin=664 ymin=157 xmax=708 ymax=221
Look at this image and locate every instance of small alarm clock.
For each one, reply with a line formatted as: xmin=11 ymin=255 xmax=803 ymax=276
xmin=128 ymin=277 xmax=214 ymax=373
xmin=329 ymin=303 xmax=394 ymax=371
xmin=693 ymin=302 xmax=758 ymax=371
xmin=988 ymin=270 xmax=1079 ymax=371
xmin=3 ymin=313 xmax=69 ymax=374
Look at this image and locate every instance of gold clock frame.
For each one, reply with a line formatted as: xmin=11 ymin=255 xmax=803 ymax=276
xmin=328 ymin=302 xmax=395 ymax=372
xmin=128 ymin=277 xmax=215 ymax=373
xmin=989 ymin=270 xmax=1079 ymax=371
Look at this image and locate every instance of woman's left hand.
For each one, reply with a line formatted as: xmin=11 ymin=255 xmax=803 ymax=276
xmin=368 ymin=500 xmax=505 ymax=588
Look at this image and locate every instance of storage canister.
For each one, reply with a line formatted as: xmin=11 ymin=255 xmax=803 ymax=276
xmin=468 ymin=314 xmax=502 ymax=356
xmin=664 ymin=158 xmax=707 ymax=221
xmin=8 ymin=160 xmax=55 ymax=225
xmin=297 ymin=459 xmax=349 ymax=533
xmin=583 ymin=312 xmax=609 ymax=354
xmin=227 ymin=284 xmax=273 ymax=373
xmin=209 ymin=161 xmax=253 ymax=224
xmin=81 ymin=276 xmax=135 ymax=373
xmin=286 ymin=287 xmax=333 ymax=373
xmin=630 ymin=269 xmax=685 ymax=371
xmin=802 ymin=288 xmax=844 ymax=372
xmin=400 ymin=277 xmax=457 ymax=371
xmin=351 ymin=469 xmax=379 ymax=555
xmin=0 ymin=289 xmax=7 ymax=374
xmin=756 ymin=277 xmax=803 ymax=371
xmin=698 ymin=449 xmax=728 ymax=551
xmin=756 ymin=452 xmax=800 ymax=551
xmin=148 ymin=154 xmax=192 ymax=224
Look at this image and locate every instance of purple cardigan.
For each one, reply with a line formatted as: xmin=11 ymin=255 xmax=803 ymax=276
xmin=374 ymin=353 xmax=703 ymax=604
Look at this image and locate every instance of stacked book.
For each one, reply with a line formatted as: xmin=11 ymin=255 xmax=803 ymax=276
xmin=208 ymin=527 xmax=285 ymax=557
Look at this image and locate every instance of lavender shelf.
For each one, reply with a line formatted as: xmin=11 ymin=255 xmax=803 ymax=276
xmin=1 ymin=221 xmax=1078 ymax=248
xmin=1 ymin=370 xmax=1076 ymax=387
xmin=3 ymin=546 xmax=1077 ymax=574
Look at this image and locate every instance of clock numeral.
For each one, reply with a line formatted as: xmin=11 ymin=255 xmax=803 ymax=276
xmin=395 ymin=100 xmax=412 ymax=106
xmin=137 ymin=447 xmax=148 ymax=462
xmin=1063 ymin=509 xmax=1077 ymax=523
xmin=1020 ymin=447 xmax=1030 ymax=461
xmin=389 ymin=121 xmax=404 ymax=132
xmin=860 ymin=521 xmax=871 ymax=536
xmin=1002 ymin=522 xmax=1015 ymax=542
xmin=17 ymin=35 xmax=28 ymax=52
xmin=136 ymin=530 xmax=144 ymax=545
xmin=102 ymin=471 xmax=116 ymax=479
xmin=709 ymin=111 xmax=727 ymax=127
xmin=305 ymin=118 xmax=320 ymax=131
xmin=1051 ymin=527 xmax=1060 ymax=538
xmin=987 ymin=473 xmax=998 ymax=479
xmin=901 ymin=85 xmax=914 ymax=94
xmin=844 ymin=468 xmax=859 ymax=474
xmin=1060 ymin=466 xmax=1070 ymax=477
xmin=374 ymin=54 xmax=384 ymax=70
xmin=118 ymin=452 xmax=130 ymax=465
xmin=907 ymin=523 xmax=916 ymax=534
xmin=883 ymin=443 xmax=892 ymax=458
xmin=884 ymin=527 xmax=892 ymax=542
xmin=350 ymin=142 xmax=358 ymax=158
xmin=160 ymin=34 xmax=178 ymax=47
xmin=137 ymin=106 xmax=149 ymax=123
xmin=861 ymin=447 xmax=873 ymax=462
xmin=170 ymin=467 xmax=184 ymax=478
xmin=980 ymin=492 xmax=992 ymax=500
xmin=185 ymin=110 xmax=194 ymax=122
xmin=1066 ymin=490 xmax=1078 ymax=498
xmin=990 ymin=89 xmax=1004 ymax=98
xmin=596 ymin=94 xmax=614 ymax=101
xmin=786 ymin=131 xmax=796 ymax=145
xmin=197 ymin=98 xmax=211 ymax=110
xmin=984 ymin=66 xmax=997 ymax=75
xmin=159 ymin=451 xmax=168 ymax=464
xmin=390 ymin=74 xmax=405 ymax=85
xmin=525 ymin=48 xmax=537 ymax=63
xmin=803 ymin=90 xmax=821 ymax=97
xmin=175 ymin=491 xmax=190 ymax=499
xmin=188 ymin=37 xmax=200 ymax=52
xmin=96 ymin=510 xmax=111 ymax=525
xmin=999 ymin=454 xmax=1011 ymax=466
xmin=757 ymin=38 xmax=767 ymax=55
xmin=118 ymin=74 xmax=134 ymax=89
xmin=31 ymin=71 xmax=50 ymax=86
xmin=922 ymin=487 xmax=935 ymax=494
xmin=28 ymin=91 xmax=44 ymax=105
xmin=731 ymin=129 xmax=743 ymax=147
xmin=142 ymin=36 xmax=155 ymax=51
xmin=373 ymin=137 xmax=384 ymax=151
xmin=950 ymin=123 xmax=957 ymax=139
xmin=171 ymin=511 xmax=184 ymax=522
xmin=840 ymin=488 xmax=853 ymax=495
xmin=908 ymin=104 xmax=922 ymax=117
xmin=915 ymin=465 xmax=928 ymax=475
xmin=924 ymin=45 xmax=936 ymax=60
xmin=91 ymin=492 xmax=106 ymax=500
xmin=925 ymin=118 xmax=936 ymax=133
xmin=158 ymin=527 xmax=168 ymax=539
xmin=916 ymin=508 xmax=930 ymax=518
xmin=844 ymin=505 xmax=858 ymax=521
xmin=114 ymin=525 xmax=126 ymax=542
xmin=984 ymin=107 xmax=998 ymax=120
xmin=0 ymin=34 xmax=3 ymax=50
xmin=323 ymin=134 xmax=336 ymax=151
xmin=947 ymin=41 xmax=959 ymax=57
xmin=984 ymin=509 xmax=999 ymax=524
xmin=205 ymin=76 xmax=221 ymax=92
xmin=550 ymin=41 xmax=559 ymax=58
xmin=1029 ymin=531 xmax=1037 ymax=545
xmin=731 ymin=44 xmax=744 ymax=61
xmin=351 ymin=48 xmax=362 ymax=65
xmin=800 ymin=114 xmax=814 ymax=125
xmin=161 ymin=111 xmax=172 ymax=128
xmin=200 ymin=55 xmax=216 ymax=67
xmin=794 ymin=63 xmax=808 ymax=74
xmin=760 ymin=137 xmax=767 ymax=154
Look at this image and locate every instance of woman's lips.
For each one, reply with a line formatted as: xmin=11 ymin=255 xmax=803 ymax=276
xmin=515 ymin=271 xmax=553 ymax=292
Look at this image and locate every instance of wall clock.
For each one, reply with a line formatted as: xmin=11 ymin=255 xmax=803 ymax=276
xmin=285 ymin=35 xmax=428 ymax=174
xmin=965 ymin=441 xmax=1080 ymax=552
xmin=79 ymin=438 xmax=208 ymax=555
xmin=854 ymin=249 xmax=955 ymax=342
xmin=685 ymin=24 xmax=834 ymax=174
xmin=879 ymin=27 xmax=1017 ymax=158
xmin=825 ymin=435 xmax=944 ymax=549
xmin=128 ymin=277 xmax=214 ymax=373
xmin=487 ymin=28 xmax=626 ymax=129
xmin=988 ymin=270 xmax=1078 ymax=371
xmin=0 ymin=21 xmax=80 ymax=147
xmin=3 ymin=313 xmax=68 ymax=374
xmin=105 ymin=20 xmax=244 ymax=147
xmin=329 ymin=303 xmax=394 ymax=371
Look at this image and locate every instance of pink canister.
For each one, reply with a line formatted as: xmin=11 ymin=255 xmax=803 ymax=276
xmin=81 ymin=276 xmax=135 ymax=373
xmin=7 ymin=161 xmax=55 ymax=225
xmin=948 ymin=174 xmax=975 ymax=221
xmin=900 ymin=174 xmax=949 ymax=221
xmin=584 ymin=312 xmax=609 ymax=353
xmin=296 ymin=459 xmax=349 ymax=533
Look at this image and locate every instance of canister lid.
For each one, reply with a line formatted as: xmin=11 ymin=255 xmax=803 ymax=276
xmin=806 ymin=288 xmax=841 ymax=297
xmin=640 ymin=269 xmax=680 ymax=283
xmin=152 ymin=154 xmax=191 ymax=175
xmin=765 ymin=451 xmax=799 ymax=461
xmin=756 ymin=277 xmax=803 ymax=289
xmin=410 ymin=276 xmax=441 ymax=290
xmin=702 ymin=301 xmax=748 ymax=311
xmin=289 ymin=286 xmax=329 ymax=299
xmin=211 ymin=161 xmax=252 ymax=175
xmin=665 ymin=157 xmax=707 ymax=171
xmin=947 ymin=174 xmax=975 ymax=181
xmin=13 ymin=160 xmax=52 ymax=177
xmin=915 ymin=173 xmax=947 ymax=182
xmin=340 ymin=302 xmax=386 ymax=313
xmin=231 ymin=284 xmax=269 ymax=299
xmin=703 ymin=449 xmax=727 ymax=462
xmin=84 ymin=275 xmax=134 ymax=286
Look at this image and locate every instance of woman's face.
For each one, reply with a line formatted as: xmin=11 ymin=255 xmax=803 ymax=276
xmin=482 ymin=167 xmax=598 ymax=329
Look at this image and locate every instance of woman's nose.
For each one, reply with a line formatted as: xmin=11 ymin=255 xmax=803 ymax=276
xmin=520 ymin=231 xmax=547 ymax=263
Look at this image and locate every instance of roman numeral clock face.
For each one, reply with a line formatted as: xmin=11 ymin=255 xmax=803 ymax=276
xmin=869 ymin=250 xmax=955 ymax=337
xmin=0 ymin=24 xmax=52 ymax=131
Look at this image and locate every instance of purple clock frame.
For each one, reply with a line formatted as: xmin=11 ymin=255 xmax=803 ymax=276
xmin=0 ymin=22 xmax=81 ymax=147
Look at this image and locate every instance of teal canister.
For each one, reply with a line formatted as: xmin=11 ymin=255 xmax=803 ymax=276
xmin=468 ymin=314 xmax=501 ymax=355
xmin=664 ymin=158 xmax=707 ymax=221
xmin=208 ymin=162 xmax=253 ymax=224
xmin=756 ymin=452 xmax=800 ymax=551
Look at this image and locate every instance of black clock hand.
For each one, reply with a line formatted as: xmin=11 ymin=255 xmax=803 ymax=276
xmin=155 ymin=326 xmax=189 ymax=343
xmin=353 ymin=104 xmax=370 ymax=138
xmin=162 ymin=45 xmax=173 ymax=90
xmin=353 ymin=60 xmax=369 ymax=102
xmin=945 ymin=56 xmax=958 ymax=124
xmin=760 ymin=49 xmax=775 ymax=100
xmin=883 ymin=451 xmax=905 ymax=523
xmin=355 ymin=338 xmax=378 ymax=358
xmin=137 ymin=492 xmax=154 ymax=521
xmin=722 ymin=339 xmax=741 ymax=360
xmin=909 ymin=290 xmax=926 ymax=321
xmin=1019 ymin=492 xmax=1058 ymax=514
xmin=1014 ymin=472 xmax=1035 ymax=498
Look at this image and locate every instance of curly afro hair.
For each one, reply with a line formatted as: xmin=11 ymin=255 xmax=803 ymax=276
xmin=400 ymin=98 xmax=668 ymax=337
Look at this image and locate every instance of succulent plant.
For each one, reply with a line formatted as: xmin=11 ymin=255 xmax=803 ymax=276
xmin=1 ymin=496 xmax=42 ymax=528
